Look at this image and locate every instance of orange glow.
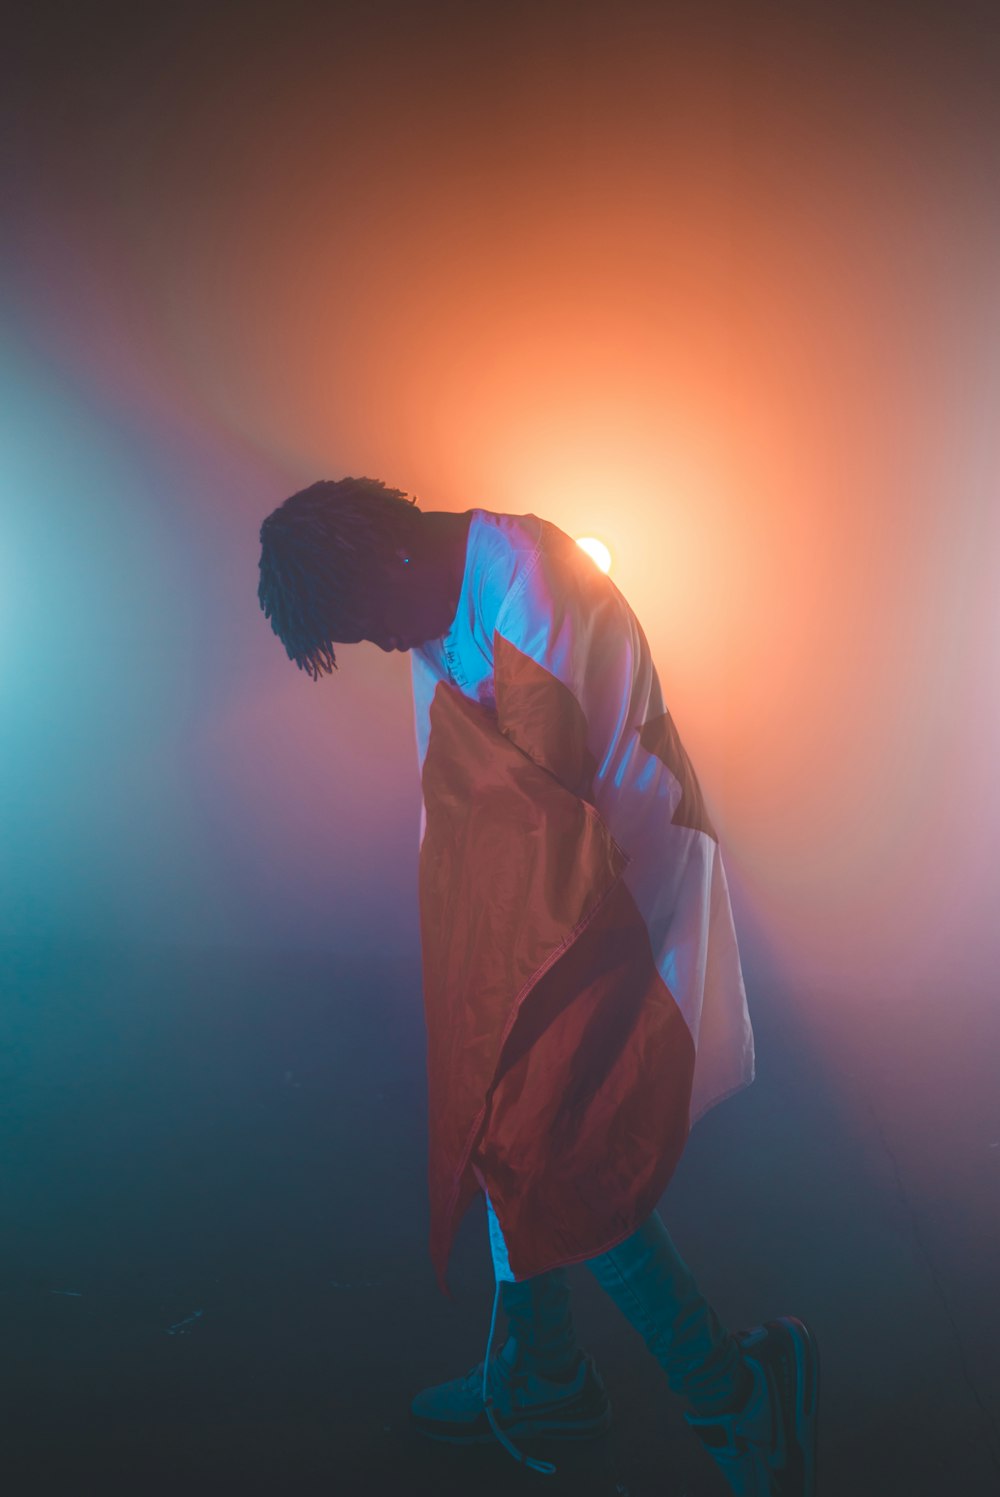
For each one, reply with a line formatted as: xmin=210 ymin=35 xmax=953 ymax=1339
xmin=3 ymin=5 xmax=997 ymax=1017
xmin=575 ymin=537 xmax=612 ymax=574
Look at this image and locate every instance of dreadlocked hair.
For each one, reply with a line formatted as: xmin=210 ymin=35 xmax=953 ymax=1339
xmin=257 ymin=476 xmax=420 ymax=679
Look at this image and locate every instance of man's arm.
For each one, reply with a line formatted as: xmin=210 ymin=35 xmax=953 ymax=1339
xmin=491 ymin=520 xmax=642 ymax=808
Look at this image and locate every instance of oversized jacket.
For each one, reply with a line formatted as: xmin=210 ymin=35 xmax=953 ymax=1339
xmin=410 ymin=509 xmax=754 ymax=1296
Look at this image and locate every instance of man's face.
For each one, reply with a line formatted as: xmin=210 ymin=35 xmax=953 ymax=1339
xmin=336 ymin=545 xmax=456 ymax=653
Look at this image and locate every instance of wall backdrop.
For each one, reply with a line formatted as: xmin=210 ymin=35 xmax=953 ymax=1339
xmin=3 ymin=3 xmax=998 ymax=1194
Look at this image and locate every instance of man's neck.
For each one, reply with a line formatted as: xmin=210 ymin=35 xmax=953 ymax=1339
xmin=421 ymin=509 xmax=472 ymax=596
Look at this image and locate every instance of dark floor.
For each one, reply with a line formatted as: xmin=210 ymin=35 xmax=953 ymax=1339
xmin=1 ymin=939 xmax=998 ymax=1495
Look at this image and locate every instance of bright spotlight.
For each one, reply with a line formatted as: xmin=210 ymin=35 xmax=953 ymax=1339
xmin=575 ymin=536 xmax=612 ymax=574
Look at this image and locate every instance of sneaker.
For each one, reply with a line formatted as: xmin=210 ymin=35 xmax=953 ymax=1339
xmin=409 ymin=1335 xmax=612 ymax=1445
xmin=684 ymin=1316 xmax=819 ymax=1496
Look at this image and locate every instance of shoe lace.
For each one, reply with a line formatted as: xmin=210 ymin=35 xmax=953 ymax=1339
xmin=481 ymin=1280 xmax=556 ymax=1476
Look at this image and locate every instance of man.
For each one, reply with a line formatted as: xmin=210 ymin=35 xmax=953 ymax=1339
xmin=257 ymin=475 xmax=820 ymax=1496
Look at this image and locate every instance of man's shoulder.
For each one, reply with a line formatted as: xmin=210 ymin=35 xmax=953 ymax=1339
xmin=468 ymin=510 xmax=544 ymax=590
xmin=463 ymin=511 xmax=544 ymax=633
xmin=473 ymin=508 xmax=545 ymax=553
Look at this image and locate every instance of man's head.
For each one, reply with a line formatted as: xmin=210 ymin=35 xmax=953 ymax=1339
xmin=257 ymin=476 xmax=459 ymax=678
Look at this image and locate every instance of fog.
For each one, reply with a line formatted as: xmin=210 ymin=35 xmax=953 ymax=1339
xmin=2 ymin=4 xmax=998 ymax=1490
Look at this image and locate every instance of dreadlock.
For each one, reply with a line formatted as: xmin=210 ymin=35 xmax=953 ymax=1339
xmin=257 ymin=476 xmax=421 ymax=679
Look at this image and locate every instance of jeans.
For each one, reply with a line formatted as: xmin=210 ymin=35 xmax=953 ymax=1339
xmin=486 ymin=1195 xmax=747 ymax=1418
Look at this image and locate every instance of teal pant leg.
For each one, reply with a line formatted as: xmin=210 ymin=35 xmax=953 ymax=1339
xmin=485 ymin=1194 xmax=580 ymax=1376
xmin=583 ymin=1210 xmax=747 ymax=1416
xmin=485 ymin=1195 xmax=746 ymax=1413
xmin=499 ymin=1268 xmax=580 ymax=1376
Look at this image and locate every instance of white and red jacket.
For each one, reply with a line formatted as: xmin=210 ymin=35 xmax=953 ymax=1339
xmin=410 ymin=509 xmax=754 ymax=1296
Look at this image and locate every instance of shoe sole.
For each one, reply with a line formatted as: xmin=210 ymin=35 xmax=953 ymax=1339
xmin=411 ymin=1398 xmax=613 ymax=1446
xmin=774 ymin=1315 xmax=820 ymax=1497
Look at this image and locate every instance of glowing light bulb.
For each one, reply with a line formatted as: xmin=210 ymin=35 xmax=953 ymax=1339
xmin=575 ymin=536 xmax=612 ymax=574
